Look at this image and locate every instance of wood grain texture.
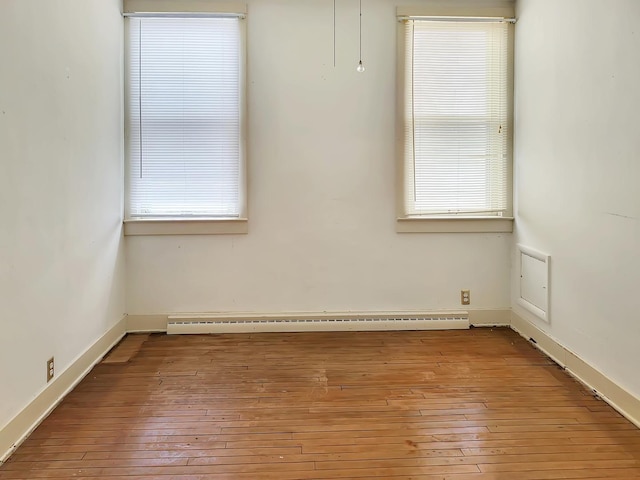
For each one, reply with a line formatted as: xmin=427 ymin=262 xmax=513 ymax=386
xmin=101 ymin=333 xmax=149 ymax=364
xmin=2 ymin=328 xmax=639 ymax=479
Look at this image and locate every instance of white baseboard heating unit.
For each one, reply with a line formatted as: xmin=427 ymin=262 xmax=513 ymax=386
xmin=167 ymin=312 xmax=469 ymax=334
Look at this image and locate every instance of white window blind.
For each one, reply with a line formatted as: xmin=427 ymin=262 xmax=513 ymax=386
xmin=403 ymin=19 xmax=509 ymax=216
xmin=126 ymin=16 xmax=242 ymax=218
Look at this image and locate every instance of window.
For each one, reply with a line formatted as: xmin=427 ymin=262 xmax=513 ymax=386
xmin=397 ymin=8 xmax=514 ymax=233
xmin=124 ymin=2 xmax=247 ymax=235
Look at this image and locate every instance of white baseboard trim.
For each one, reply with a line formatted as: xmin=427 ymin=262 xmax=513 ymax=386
xmin=0 ymin=316 xmax=127 ymax=464
xmin=127 ymin=314 xmax=167 ymax=332
xmin=468 ymin=309 xmax=511 ymax=327
xmin=511 ymin=311 xmax=640 ymax=429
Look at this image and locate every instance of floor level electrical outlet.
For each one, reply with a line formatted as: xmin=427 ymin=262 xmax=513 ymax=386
xmin=47 ymin=357 xmax=54 ymax=382
xmin=461 ymin=290 xmax=470 ymax=305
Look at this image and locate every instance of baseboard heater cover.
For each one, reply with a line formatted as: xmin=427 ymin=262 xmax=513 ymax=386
xmin=167 ymin=313 xmax=469 ymax=334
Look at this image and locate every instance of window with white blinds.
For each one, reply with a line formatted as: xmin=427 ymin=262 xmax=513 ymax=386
xmin=402 ymin=19 xmax=510 ymax=217
xmin=126 ymin=16 xmax=243 ymax=219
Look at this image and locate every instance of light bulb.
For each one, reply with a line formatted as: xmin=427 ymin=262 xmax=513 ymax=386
xmin=357 ymin=61 xmax=365 ymax=73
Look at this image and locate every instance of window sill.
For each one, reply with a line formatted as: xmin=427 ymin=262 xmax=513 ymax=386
xmin=124 ymin=218 xmax=248 ymax=236
xmin=396 ymin=216 xmax=514 ymax=233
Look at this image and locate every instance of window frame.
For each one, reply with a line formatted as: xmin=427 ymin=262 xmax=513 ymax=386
xmin=123 ymin=0 xmax=248 ymax=236
xmin=395 ymin=5 xmax=515 ymax=234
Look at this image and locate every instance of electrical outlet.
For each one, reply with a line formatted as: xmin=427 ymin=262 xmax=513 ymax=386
xmin=461 ymin=290 xmax=470 ymax=305
xmin=47 ymin=357 xmax=55 ymax=382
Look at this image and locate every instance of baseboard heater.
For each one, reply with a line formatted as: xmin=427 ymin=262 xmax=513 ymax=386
xmin=167 ymin=312 xmax=469 ymax=334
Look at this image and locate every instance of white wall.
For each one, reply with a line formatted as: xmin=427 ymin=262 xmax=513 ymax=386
xmin=0 ymin=0 xmax=125 ymax=431
xmin=126 ymin=0 xmax=512 ymax=315
xmin=513 ymin=0 xmax=640 ymax=398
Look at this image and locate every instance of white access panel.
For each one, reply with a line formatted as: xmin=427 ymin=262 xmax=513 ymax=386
xmin=517 ymin=244 xmax=550 ymax=323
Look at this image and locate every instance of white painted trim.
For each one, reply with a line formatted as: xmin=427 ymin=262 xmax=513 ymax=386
xmin=395 ymin=3 xmax=515 ymax=228
xmin=124 ymin=0 xmax=247 ymax=15
xmin=0 ymin=316 xmax=127 ymax=464
xmin=123 ymin=218 xmax=248 ymax=236
xmin=396 ymin=217 xmax=514 ymax=233
xmin=396 ymin=4 xmax=515 ymax=19
xmin=516 ymin=244 xmax=550 ymax=322
xmin=468 ymin=308 xmax=511 ymax=326
xmin=127 ymin=314 xmax=168 ymax=332
xmin=511 ymin=311 xmax=640 ymax=429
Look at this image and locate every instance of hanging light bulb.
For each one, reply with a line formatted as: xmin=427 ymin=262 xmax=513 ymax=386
xmin=356 ymin=0 xmax=364 ymax=72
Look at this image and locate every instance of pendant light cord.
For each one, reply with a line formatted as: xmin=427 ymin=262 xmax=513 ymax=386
xmin=334 ymin=0 xmax=336 ymax=67
xmin=359 ymin=0 xmax=362 ymax=62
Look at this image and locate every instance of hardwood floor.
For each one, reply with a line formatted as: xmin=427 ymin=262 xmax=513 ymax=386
xmin=2 ymin=328 xmax=639 ymax=479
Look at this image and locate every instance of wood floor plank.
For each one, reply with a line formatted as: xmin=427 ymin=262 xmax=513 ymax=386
xmin=2 ymin=328 xmax=639 ymax=479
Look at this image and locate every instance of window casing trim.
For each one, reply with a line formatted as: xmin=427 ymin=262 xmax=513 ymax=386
xmin=124 ymin=218 xmax=248 ymax=236
xmin=396 ymin=216 xmax=513 ymax=233
xmin=395 ymin=5 xmax=514 ymax=232
xmin=396 ymin=4 xmax=514 ymax=20
xmin=123 ymin=0 xmax=247 ymax=16
xmin=123 ymin=6 xmax=248 ymax=233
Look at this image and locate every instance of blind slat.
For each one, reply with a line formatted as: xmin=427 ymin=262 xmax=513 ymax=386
xmin=404 ymin=20 xmax=509 ymax=216
xmin=127 ymin=17 xmax=241 ymax=218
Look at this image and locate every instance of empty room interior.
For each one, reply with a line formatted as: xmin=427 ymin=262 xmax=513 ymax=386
xmin=1 ymin=0 xmax=639 ymax=478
